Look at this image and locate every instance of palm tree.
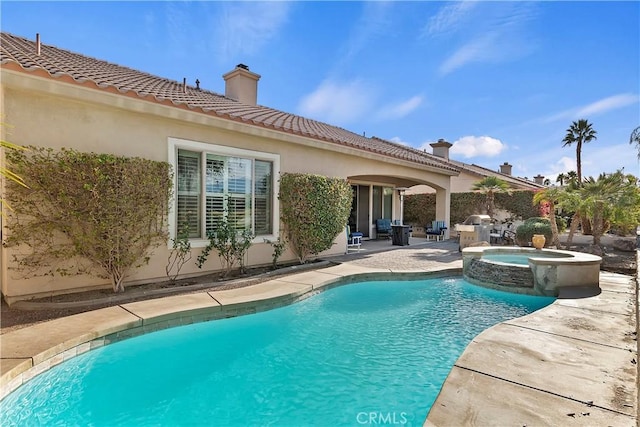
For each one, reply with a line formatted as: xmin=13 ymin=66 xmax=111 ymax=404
xmin=556 ymin=173 xmax=566 ymax=186
xmin=580 ymin=171 xmax=640 ymax=245
xmin=630 ymin=126 xmax=640 ymax=159
xmin=565 ymin=170 xmax=578 ymax=186
xmin=562 ymin=119 xmax=597 ymax=185
xmin=471 ymin=176 xmax=511 ymax=219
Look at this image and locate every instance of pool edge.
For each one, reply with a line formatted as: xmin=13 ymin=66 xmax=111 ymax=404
xmin=0 ymin=265 xmax=463 ymax=400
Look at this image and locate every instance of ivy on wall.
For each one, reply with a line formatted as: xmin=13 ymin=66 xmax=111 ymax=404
xmin=5 ymin=147 xmax=172 ymax=293
xmin=405 ymin=190 xmax=539 ymax=225
xmin=279 ymin=173 xmax=352 ymax=264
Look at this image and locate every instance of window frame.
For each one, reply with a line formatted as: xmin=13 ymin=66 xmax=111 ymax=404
xmin=168 ymin=137 xmax=280 ymax=248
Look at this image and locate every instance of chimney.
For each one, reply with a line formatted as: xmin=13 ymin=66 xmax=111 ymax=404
xmin=430 ymin=138 xmax=452 ymax=160
xmin=534 ymin=174 xmax=545 ymax=185
xmin=499 ymin=162 xmax=512 ymax=176
xmin=223 ymin=64 xmax=261 ymax=105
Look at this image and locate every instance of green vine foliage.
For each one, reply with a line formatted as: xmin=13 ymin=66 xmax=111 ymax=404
xmin=404 ymin=190 xmax=539 ymax=226
xmin=195 ymin=216 xmax=255 ymax=277
xmin=279 ymin=173 xmax=352 ymax=264
xmin=4 ymin=147 xmax=172 ymax=292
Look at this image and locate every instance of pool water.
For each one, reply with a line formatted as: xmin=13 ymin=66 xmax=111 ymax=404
xmin=0 ymin=277 xmax=554 ymax=426
xmin=483 ymin=253 xmax=567 ymax=265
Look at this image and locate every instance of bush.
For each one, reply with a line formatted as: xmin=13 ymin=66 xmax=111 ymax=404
xmin=279 ymin=173 xmax=352 ymax=264
xmin=195 ymin=216 xmax=254 ymax=277
xmin=516 ymin=217 xmax=553 ymax=247
xmin=404 ymin=190 xmax=539 ymax=228
xmin=5 ymin=147 xmax=172 ymax=292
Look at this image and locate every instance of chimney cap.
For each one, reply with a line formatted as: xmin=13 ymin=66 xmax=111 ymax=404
xmin=236 ymin=63 xmax=249 ymax=70
xmin=430 ymin=139 xmax=452 ymax=148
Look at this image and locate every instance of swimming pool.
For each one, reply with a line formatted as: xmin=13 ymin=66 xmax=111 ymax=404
xmin=0 ymin=277 xmax=554 ymax=426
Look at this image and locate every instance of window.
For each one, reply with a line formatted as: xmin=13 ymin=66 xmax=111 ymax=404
xmin=170 ymin=138 xmax=279 ymax=243
xmin=372 ymin=185 xmax=394 ymax=222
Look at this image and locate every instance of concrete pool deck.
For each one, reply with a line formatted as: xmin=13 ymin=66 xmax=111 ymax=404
xmin=0 ymin=239 xmax=637 ymax=426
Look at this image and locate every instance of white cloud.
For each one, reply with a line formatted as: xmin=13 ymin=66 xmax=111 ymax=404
xmin=389 ymin=136 xmax=410 ymax=146
xmin=341 ymin=2 xmax=393 ymax=64
xmin=423 ymin=1 xmax=478 ymax=37
xmin=215 ymin=2 xmax=290 ymax=61
xmin=439 ymin=33 xmax=498 ymax=75
xmin=438 ymin=2 xmax=538 ymax=75
xmin=298 ymin=80 xmax=375 ymax=124
xmin=541 ymin=93 xmax=639 ymax=123
xmin=450 ymin=136 xmax=506 ymax=158
xmin=576 ymin=93 xmax=639 ymax=117
xmin=542 ymin=156 xmax=576 ymax=183
xmin=375 ymin=96 xmax=424 ymax=120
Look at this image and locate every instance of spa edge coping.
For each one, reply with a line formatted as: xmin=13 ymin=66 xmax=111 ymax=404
xmin=462 ymin=245 xmax=603 ymax=265
xmin=0 ymin=264 xmax=637 ymax=426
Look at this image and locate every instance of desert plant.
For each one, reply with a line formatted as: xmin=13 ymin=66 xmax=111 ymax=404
xmin=471 ymin=176 xmax=511 ymax=219
xmin=279 ymin=173 xmax=352 ymax=264
xmin=5 ymin=147 xmax=172 ymax=292
xmin=580 ymin=171 xmax=640 ymax=246
xmin=515 ymin=217 xmax=553 ymax=247
xmin=166 ymin=220 xmax=192 ymax=282
xmin=562 ymin=119 xmax=597 ymax=185
xmin=196 ymin=216 xmax=254 ymax=277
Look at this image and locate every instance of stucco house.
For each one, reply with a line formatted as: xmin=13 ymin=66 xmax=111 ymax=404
xmin=408 ymin=139 xmax=546 ymax=195
xmin=0 ymin=32 xmax=460 ymax=303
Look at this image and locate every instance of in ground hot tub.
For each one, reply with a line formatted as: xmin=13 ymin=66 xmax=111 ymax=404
xmin=462 ymin=246 xmax=602 ymax=296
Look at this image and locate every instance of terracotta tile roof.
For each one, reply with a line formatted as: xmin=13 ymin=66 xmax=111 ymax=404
xmin=0 ymin=32 xmax=460 ymax=174
xmin=451 ymin=160 xmax=545 ymax=189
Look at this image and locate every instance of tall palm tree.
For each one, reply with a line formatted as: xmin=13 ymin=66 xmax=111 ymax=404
xmin=471 ymin=176 xmax=511 ymax=219
xmin=562 ymin=119 xmax=597 ymax=185
xmin=555 ymin=173 xmax=566 ymax=186
xmin=630 ymin=126 xmax=640 ymax=159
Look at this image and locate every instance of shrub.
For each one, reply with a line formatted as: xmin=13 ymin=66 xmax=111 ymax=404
xmin=5 ymin=147 xmax=172 ymax=292
xmin=166 ymin=220 xmax=192 ymax=282
xmin=195 ymin=216 xmax=254 ymax=277
xmin=515 ymin=217 xmax=553 ymax=247
xmin=279 ymin=173 xmax=352 ymax=264
xmin=264 ymin=236 xmax=287 ymax=270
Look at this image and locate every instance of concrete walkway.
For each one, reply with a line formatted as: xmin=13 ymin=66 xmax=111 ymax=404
xmin=0 ymin=239 xmax=637 ymax=427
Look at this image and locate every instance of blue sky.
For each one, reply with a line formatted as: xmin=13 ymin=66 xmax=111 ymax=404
xmin=2 ymin=1 xmax=639 ymax=182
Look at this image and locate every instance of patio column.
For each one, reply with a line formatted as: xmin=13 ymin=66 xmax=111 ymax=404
xmin=435 ymin=187 xmax=450 ymax=239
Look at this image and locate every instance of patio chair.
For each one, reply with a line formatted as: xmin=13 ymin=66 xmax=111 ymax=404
xmin=425 ymin=220 xmax=447 ymax=241
xmin=346 ymin=225 xmax=363 ymax=253
xmin=375 ymin=218 xmax=391 ymax=240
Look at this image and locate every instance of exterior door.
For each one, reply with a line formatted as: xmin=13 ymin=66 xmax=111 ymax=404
xmin=355 ymin=185 xmax=370 ymax=237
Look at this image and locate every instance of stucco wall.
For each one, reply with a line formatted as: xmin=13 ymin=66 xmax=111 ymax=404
xmin=1 ymin=71 xmax=453 ymax=302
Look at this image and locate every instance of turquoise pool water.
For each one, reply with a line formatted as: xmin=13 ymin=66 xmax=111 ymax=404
xmin=483 ymin=253 xmax=567 ymax=265
xmin=0 ymin=277 xmax=554 ymax=426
